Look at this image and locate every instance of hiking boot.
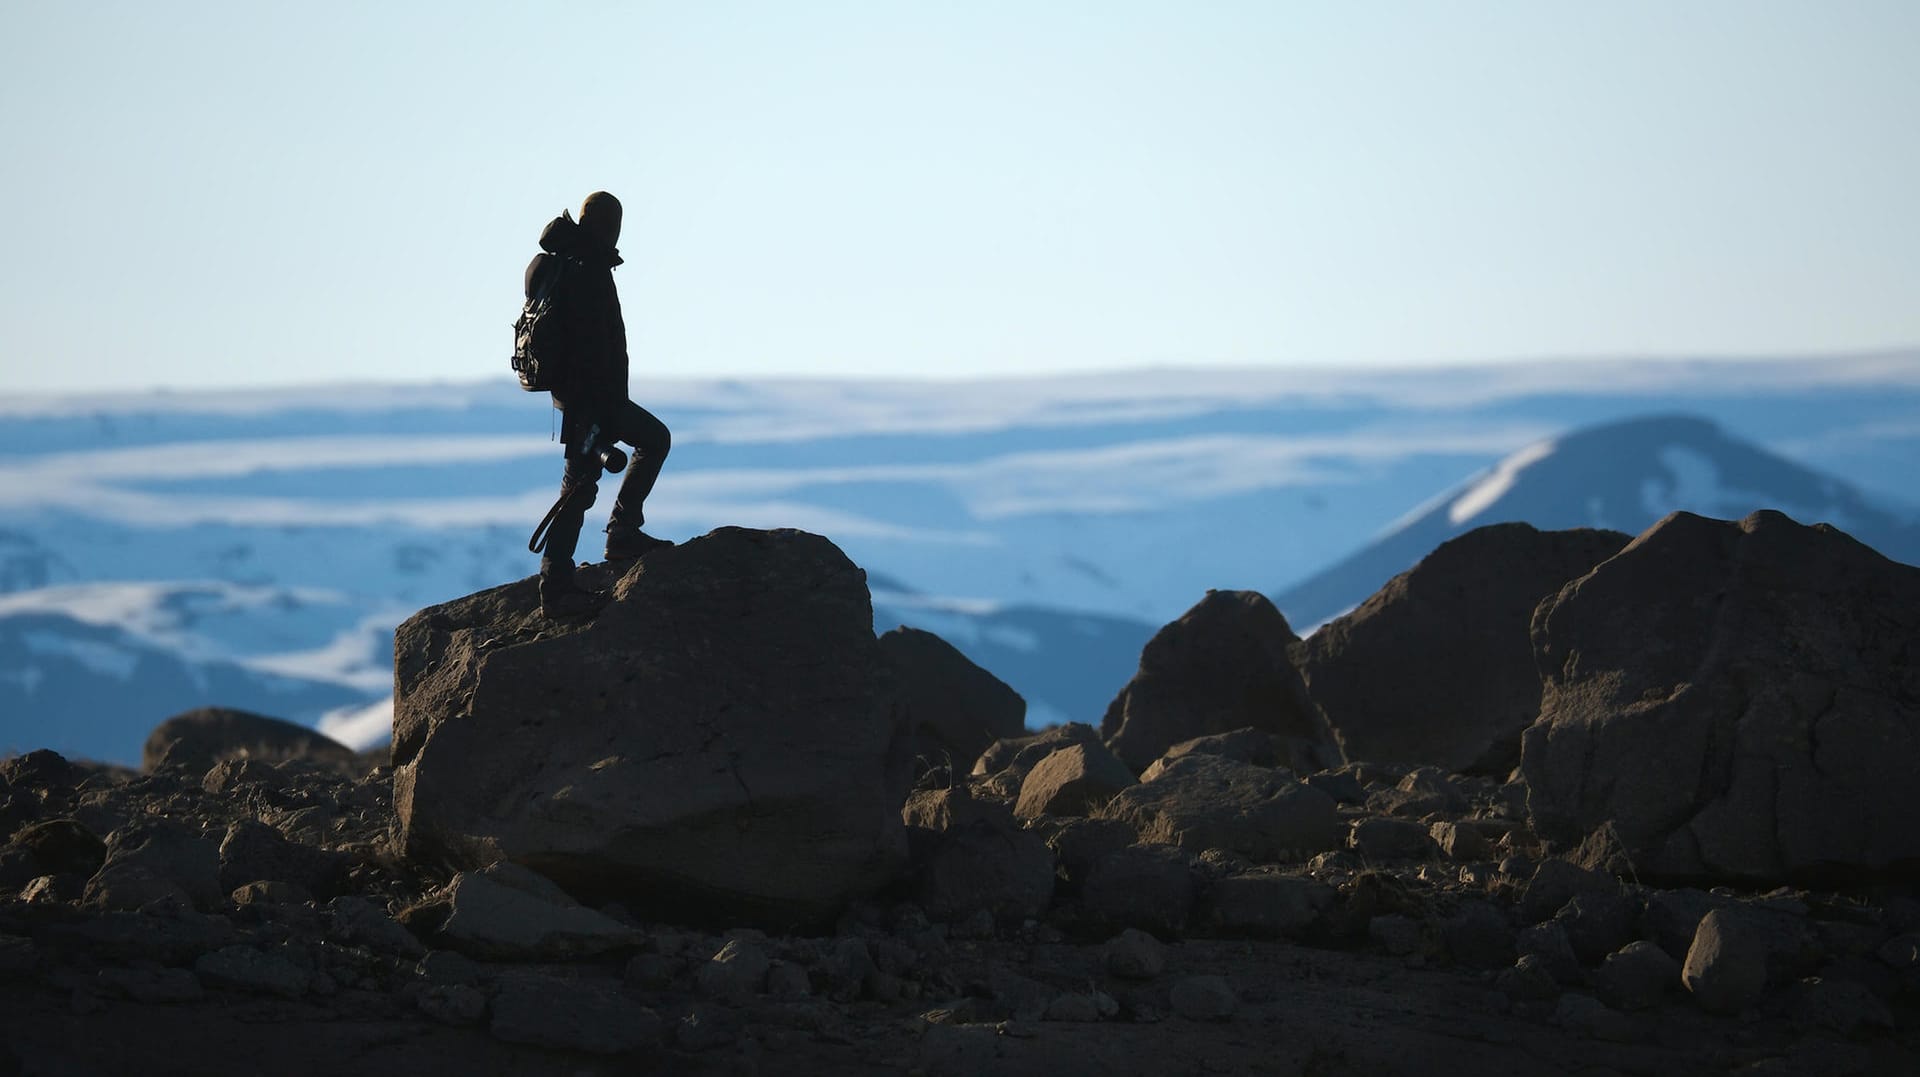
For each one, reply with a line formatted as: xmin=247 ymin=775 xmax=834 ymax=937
xmin=604 ymin=528 xmax=673 ymax=562
xmin=540 ymin=579 xmax=608 ymax=621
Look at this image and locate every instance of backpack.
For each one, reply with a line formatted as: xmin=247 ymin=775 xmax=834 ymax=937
xmin=510 ymin=255 xmax=575 ymax=392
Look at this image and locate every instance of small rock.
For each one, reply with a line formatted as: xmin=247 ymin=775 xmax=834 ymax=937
xmin=1554 ymin=889 xmax=1639 ymax=965
xmin=675 ymin=1002 xmax=744 ymax=1052
xmin=96 ymin=966 xmax=203 ymax=1004
xmin=434 ymin=863 xmax=641 ymax=960
xmin=1442 ymin=900 xmax=1516 ymax=969
xmin=1642 ymin=887 xmax=1732 ymax=960
xmin=0 ymin=934 xmax=38 ymax=977
xmin=491 ymin=973 xmax=661 ymax=1054
xmin=231 ymin=880 xmax=311 ymax=906
xmin=12 ymin=818 xmax=107 ymax=877
xmin=1554 ymin=993 xmax=1637 ymax=1042
xmin=1302 ymin=770 xmax=1366 ymax=804
xmin=1520 ymin=858 xmax=1614 ymax=924
xmin=696 ymin=937 xmax=771 ymax=1001
xmin=1203 ymin=873 xmax=1334 ymax=938
xmin=989 ymin=967 xmax=1053 ymax=1022
xmin=1496 ymin=954 xmax=1561 ymax=1002
xmin=1682 ymin=905 xmax=1808 ymax=1015
xmin=1594 ymin=941 xmax=1679 ymax=1011
xmin=330 ymin=895 xmax=428 ymax=957
xmin=195 ymin=945 xmax=311 ymax=999
xmin=1104 ymin=928 xmax=1167 ymax=980
xmin=1347 ymin=817 xmax=1436 ymax=861
xmin=417 ymin=983 xmax=488 ymax=1026
xmin=1877 ymin=932 xmax=1920 ymax=969
xmin=766 ymin=959 xmax=811 ymax=999
xmin=1014 ymin=743 xmax=1136 ymax=819
xmin=1429 ymin=820 xmax=1492 ymax=861
xmin=1044 ymin=993 xmax=1102 ymax=1022
xmin=1791 ymin=976 xmax=1896 ymax=1037
xmin=1169 ymin=975 xmax=1238 ymax=1021
xmin=1368 ymin=914 xmax=1423 ymax=956
xmin=1081 ymin=844 xmax=1195 ymax=935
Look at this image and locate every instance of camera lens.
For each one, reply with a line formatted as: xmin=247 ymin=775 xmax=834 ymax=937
xmin=599 ymin=444 xmax=628 ymax=474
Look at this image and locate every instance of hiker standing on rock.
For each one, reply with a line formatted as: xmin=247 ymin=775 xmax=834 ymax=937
xmin=519 ymin=191 xmax=673 ymax=619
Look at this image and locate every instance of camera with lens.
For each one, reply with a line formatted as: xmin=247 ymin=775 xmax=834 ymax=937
xmin=572 ymin=421 xmax=626 ymax=473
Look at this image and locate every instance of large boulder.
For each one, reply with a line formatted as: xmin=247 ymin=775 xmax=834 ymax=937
xmin=1293 ymin=523 xmax=1628 ymax=774
xmin=878 ymin=627 xmax=1026 ymax=773
xmin=142 ymin=707 xmax=359 ymax=775
xmin=391 ymin=527 xmax=910 ymax=927
xmin=1101 ymin=591 xmax=1338 ymax=774
xmin=1523 ymin=510 xmax=1920 ymax=882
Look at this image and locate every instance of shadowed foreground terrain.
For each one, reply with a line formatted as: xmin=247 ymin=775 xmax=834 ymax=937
xmin=3 ymin=518 xmax=1918 ymax=1075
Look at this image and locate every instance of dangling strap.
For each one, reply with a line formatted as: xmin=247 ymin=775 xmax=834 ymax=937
xmin=528 ymin=489 xmax=568 ymax=553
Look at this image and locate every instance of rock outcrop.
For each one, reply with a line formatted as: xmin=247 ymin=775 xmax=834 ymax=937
xmin=877 ymin=626 xmax=1027 ymax=774
xmin=1100 ymin=590 xmax=1338 ymax=774
xmin=1524 ymin=510 xmax=1920 ymax=881
xmin=142 ymin=707 xmax=360 ymax=775
xmin=391 ymin=528 xmax=910 ymax=926
xmin=1295 ymin=523 xmax=1628 ymax=774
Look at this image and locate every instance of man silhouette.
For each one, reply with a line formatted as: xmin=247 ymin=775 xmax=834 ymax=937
xmin=525 ymin=191 xmax=672 ymax=618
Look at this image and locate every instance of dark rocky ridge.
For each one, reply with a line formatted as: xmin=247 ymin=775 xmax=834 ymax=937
xmin=2 ymin=519 xmax=1917 ymax=1073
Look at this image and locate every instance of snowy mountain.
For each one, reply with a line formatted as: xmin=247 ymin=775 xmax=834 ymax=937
xmin=1275 ymin=413 xmax=1920 ymax=628
xmin=2 ymin=356 xmax=1917 ymax=765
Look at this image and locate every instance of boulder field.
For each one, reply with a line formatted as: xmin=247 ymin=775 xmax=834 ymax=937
xmin=1 ymin=515 xmax=1916 ymax=1074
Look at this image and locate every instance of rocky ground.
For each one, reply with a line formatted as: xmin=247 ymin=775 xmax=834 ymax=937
xmin=2 ymin=738 xmax=1916 ymax=1077
xmin=6 ymin=513 xmax=1918 ymax=1076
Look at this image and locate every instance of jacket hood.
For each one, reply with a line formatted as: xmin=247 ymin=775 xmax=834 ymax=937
xmin=537 ymin=212 xmax=624 ymax=267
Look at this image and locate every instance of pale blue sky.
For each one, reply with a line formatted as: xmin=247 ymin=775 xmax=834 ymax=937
xmin=2 ymin=1 xmax=1916 ymax=393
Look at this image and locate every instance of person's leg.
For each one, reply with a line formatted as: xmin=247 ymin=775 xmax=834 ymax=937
xmin=540 ymin=450 xmax=603 ymax=602
xmin=605 ymin=399 xmax=672 ymax=557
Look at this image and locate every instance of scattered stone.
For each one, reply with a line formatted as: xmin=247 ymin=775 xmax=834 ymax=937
xmin=697 ymin=937 xmax=772 ymax=1001
xmin=1105 ymin=928 xmax=1167 ymax=980
xmin=231 ymin=880 xmax=310 ymax=906
xmin=12 ymin=818 xmax=107 ymax=878
xmin=1554 ymin=992 xmax=1637 ymax=1043
xmin=1101 ymin=590 xmax=1338 ymax=774
xmin=329 ymin=895 xmax=428 ymax=957
xmin=1553 ymin=890 xmax=1640 ymax=965
xmin=915 ymin=818 xmax=1056 ymax=923
xmin=1643 ymin=887 xmax=1733 ymax=961
xmin=1790 ymin=976 xmax=1896 ymax=1037
xmin=1594 ymin=941 xmax=1679 ymax=1011
xmin=1496 ymin=954 xmax=1562 ymax=1002
xmin=1102 ymin=754 xmax=1342 ymax=861
xmin=1169 ymin=975 xmax=1238 ymax=1021
xmin=1516 ymin=922 xmax=1582 ymax=985
xmin=902 ymin=784 xmax=1013 ymax=832
xmin=1141 ymin=729 xmax=1289 ymax=780
xmin=95 ymin=966 xmax=203 ymax=1004
xmin=217 ymin=819 xmax=345 ymax=896
xmin=1347 ymin=817 xmax=1436 ymax=861
xmin=1 ymin=750 xmax=80 ymax=792
xmin=1014 ymin=742 xmax=1137 ymax=819
xmin=490 ymin=972 xmax=661 ymax=1054
xmin=1080 ymin=845 xmax=1195 ymax=934
xmin=1203 ymin=873 xmax=1334 ymax=938
xmin=1520 ymin=858 xmax=1614 ymax=924
xmin=416 ymin=983 xmax=487 ymax=1026
xmin=1302 ymin=770 xmax=1367 ymax=805
xmin=432 ymin=862 xmax=642 ymax=960
xmin=1045 ymin=992 xmax=1103 ymax=1022
xmin=1368 ymin=914 xmax=1424 ymax=956
xmin=766 ymin=959 xmax=811 ymax=999
xmin=1682 ymin=905 xmax=1811 ymax=1015
xmin=194 ymin=945 xmax=311 ymax=999
xmin=1442 ymin=901 xmax=1517 ymax=969
xmin=989 ymin=967 xmax=1054 ymax=1022
xmin=87 ymin=818 xmax=222 ymax=911
xmin=1430 ymin=820 xmax=1492 ymax=861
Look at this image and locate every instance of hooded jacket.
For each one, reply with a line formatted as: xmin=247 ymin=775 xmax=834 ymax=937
xmin=525 ymin=212 xmax=628 ymax=409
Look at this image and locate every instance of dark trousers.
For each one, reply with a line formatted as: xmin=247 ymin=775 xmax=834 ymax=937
xmin=540 ymin=398 xmax=671 ymax=585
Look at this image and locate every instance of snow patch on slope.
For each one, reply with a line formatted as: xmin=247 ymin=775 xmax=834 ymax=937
xmin=1448 ymin=440 xmax=1557 ymax=525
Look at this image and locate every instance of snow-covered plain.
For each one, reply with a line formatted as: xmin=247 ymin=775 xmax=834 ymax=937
xmin=4 ymin=355 xmax=1918 ymax=763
